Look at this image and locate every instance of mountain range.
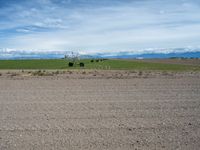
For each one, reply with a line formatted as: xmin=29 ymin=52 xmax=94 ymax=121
xmin=0 ymin=48 xmax=200 ymax=59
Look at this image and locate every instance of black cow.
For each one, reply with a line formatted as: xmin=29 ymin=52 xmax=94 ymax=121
xmin=80 ymin=62 xmax=84 ymax=67
xmin=68 ymin=62 xmax=74 ymax=67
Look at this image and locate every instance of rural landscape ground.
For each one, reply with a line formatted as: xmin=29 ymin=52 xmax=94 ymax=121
xmin=0 ymin=59 xmax=200 ymax=150
xmin=0 ymin=59 xmax=200 ymax=70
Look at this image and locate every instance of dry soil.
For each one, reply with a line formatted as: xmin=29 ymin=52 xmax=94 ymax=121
xmin=0 ymin=71 xmax=200 ymax=150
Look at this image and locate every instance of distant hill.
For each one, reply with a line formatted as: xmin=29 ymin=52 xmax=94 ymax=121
xmin=0 ymin=49 xmax=200 ymax=59
xmin=81 ymin=51 xmax=200 ymax=59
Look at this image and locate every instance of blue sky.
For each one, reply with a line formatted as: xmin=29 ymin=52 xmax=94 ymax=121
xmin=0 ymin=0 xmax=200 ymax=54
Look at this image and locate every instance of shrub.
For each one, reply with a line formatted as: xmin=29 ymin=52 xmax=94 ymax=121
xmin=138 ymin=71 xmax=143 ymax=76
xmin=56 ymin=70 xmax=59 ymax=74
xmin=32 ymin=70 xmax=44 ymax=76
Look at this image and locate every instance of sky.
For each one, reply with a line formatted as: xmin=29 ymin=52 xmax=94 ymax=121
xmin=0 ymin=0 xmax=200 ymax=54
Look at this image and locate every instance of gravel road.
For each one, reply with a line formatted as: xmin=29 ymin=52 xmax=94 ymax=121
xmin=0 ymin=71 xmax=200 ymax=150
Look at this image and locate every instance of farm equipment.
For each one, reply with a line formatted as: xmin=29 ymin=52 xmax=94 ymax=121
xmin=65 ymin=52 xmax=85 ymax=68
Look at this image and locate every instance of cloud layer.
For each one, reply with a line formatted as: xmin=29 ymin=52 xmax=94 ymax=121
xmin=0 ymin=0 xmax=200 ymax=54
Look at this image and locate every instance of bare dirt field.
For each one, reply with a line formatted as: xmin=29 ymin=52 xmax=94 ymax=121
xmin=0 ymin=70 xmax=200 ymax=150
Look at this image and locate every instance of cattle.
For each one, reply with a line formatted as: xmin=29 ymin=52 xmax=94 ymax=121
xmin=68 ymin=62 xmax=74 ymax=67
xmin=80 ymin=62 xmax=84 ymax=67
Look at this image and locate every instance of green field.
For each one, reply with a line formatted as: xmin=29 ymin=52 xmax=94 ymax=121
xmin=0 ymin=59 xmax=199 ymax=71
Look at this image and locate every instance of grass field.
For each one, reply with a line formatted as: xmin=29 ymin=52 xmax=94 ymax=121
xmin=0 ymin=59 xmax=199 ymax=71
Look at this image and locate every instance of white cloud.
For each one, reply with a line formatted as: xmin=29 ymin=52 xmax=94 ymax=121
xmin=0 ymin=0 xmax=200 ymax=54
